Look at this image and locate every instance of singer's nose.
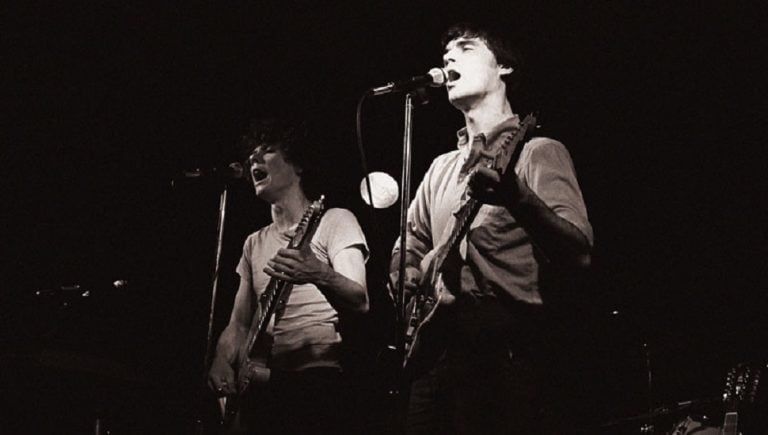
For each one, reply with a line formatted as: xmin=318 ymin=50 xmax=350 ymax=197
xmin=248 ymin=147 xmax=266 ymax=164
xmin=442 ymin=52 xmax=456 ymax=67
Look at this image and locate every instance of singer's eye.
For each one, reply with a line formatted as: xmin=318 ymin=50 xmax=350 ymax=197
xmin=249 ymin=145 xmax=276 ymax=163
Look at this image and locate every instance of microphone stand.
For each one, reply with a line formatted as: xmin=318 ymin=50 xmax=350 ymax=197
xmin=394 ymin=92 xmax=415 ymax=369
xmin=204 ymin=187 xmax=228 ymax=374
xmin=390 ymin=89 xmax=430 ymax=432
xmin=194 ymin=185 xmax=229 ymax=433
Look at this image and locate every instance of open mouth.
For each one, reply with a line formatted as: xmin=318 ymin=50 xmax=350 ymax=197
xmin=445 ymin=70 xmax=460 ymax=90
xmin=252 ymin=168 xmax=268 ymax=182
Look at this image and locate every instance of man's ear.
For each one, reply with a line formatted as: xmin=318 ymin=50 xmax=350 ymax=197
xmin=290 ymin=162 xmax=303 ymax=175
xmin=499 ymin=65 xmax=514 ymax=76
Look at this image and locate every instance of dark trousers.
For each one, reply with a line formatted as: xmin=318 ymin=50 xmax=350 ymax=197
xmin=238 ymin=367 xmax=351 ymax=435
xmin=405 ymin=343 xmax=541 ymax=435
xmin=405 ymin=295 xmax=547 ymax=435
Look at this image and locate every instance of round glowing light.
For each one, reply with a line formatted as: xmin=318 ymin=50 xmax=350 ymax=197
xmin=360 ymin=172 xmax=399 ymax=209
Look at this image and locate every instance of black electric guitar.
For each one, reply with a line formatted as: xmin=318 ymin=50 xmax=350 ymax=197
xmin=721 ymin=362 xmax=761 ymax=435
xmin=220 ymin=196 xmax=326 ymax=427
xmin=401 ymin=114 xmax=537 ymax=378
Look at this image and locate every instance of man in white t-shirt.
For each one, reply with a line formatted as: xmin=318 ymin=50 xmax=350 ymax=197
xmin=208 ymin=118 xmax=369 ymax=434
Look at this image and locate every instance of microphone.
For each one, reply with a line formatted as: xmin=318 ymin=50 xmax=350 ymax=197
xmin=369 ymin=67 xmax=449 ymax=96
xmin=171 ymin=162 xmax=245 ymax=188
xmin=181 ymin=162 xmax=245 ymax=180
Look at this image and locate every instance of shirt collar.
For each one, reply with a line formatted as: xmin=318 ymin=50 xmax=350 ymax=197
xmin=456 ymin=115 xmax=521 ymax=151
xmin=455 ymin=115 xmax=521 ymax=181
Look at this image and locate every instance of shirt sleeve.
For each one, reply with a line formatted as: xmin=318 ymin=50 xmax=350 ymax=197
xmin=319 ymin=208 xmax=369 ymax=265
xmin=236 ymin=235 xmax=254 ymax=281
xmin=521 ymin=138 xmax=594 ymax=245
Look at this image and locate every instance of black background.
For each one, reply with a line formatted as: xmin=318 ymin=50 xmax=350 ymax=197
xmin=2 ymin=1 xmax=766 ymax=433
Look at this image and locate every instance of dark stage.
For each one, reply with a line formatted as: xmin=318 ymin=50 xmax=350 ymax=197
xmin=2 ymin=2 xmax=766 ymax=434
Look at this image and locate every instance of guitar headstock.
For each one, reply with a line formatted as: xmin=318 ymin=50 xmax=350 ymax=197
xmin=723 ymin=361 xmax=762 ymax=412
xmin=491 ymin=113 xmax=539 ymax=174
xmin=519 ymin=113 xmax=538 ymax=136
xmin=289 ymin=195 xmax=326 ymax=249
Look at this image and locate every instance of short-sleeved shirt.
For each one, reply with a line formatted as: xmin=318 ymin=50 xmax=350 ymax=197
xmin=396 ymin=115 xmax=593 ymax=307
xmin=237 ymin=208 xmax=368 ymax=371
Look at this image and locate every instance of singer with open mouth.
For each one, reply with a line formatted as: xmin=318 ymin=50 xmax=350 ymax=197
xmin=389 ymin=22 xmax=593 ymax=435
xmin=207 ymin=118 xmax=369 ymax=434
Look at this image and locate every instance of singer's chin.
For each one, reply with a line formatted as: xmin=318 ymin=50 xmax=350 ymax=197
xmin=447 ymin=91 xmax=472 ymax=110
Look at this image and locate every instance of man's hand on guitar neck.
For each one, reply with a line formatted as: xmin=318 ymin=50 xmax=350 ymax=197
xmin=467 ymin=166 xmax=525 ymax=207
xmin=264 ymin=247 xmax=330 ymax=285
xmin=467 ymin=164 xmax=592 ymax=268
xmin=266 ymin=245 xmax=369 ymax=314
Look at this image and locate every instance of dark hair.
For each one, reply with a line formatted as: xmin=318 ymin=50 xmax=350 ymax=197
xmin=237 ymin=117 xmax=322 ymax=200
xmin=441 ymin=21 xmax=523 ymax=93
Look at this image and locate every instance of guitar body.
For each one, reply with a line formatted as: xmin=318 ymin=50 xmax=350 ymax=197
xmin=400 ymin=115 xmax=537 ymax=378
xmin=403 ymin=263 xmax=452 ymax=378
xmin=220 ymin=310 xmax=273 ymax=429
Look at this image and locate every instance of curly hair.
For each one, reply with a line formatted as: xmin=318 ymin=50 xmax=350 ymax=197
xmin=237 ymin=117 xmax=322 ymax=200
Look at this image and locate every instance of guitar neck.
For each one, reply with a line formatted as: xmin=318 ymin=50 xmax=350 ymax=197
xmin=432 ymin=198 xmax=480 ymax=275
xmin=241 ymin=196 xmax=327 ymax=360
